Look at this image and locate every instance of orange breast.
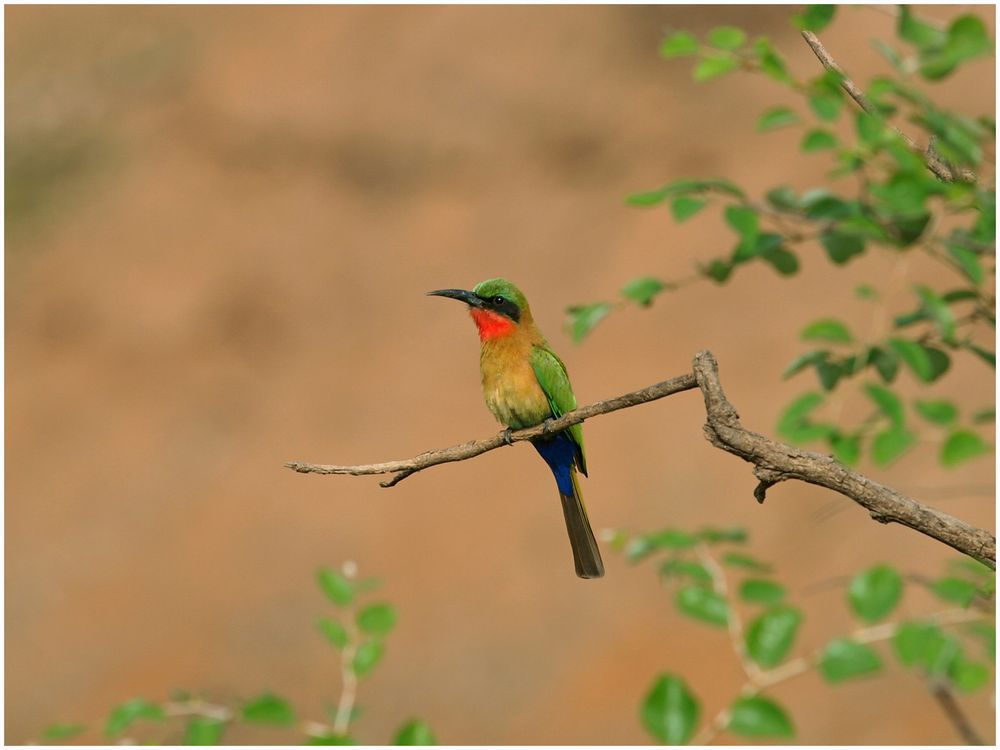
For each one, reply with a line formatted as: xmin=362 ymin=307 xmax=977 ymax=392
xmin=479 ymin=335 xmax=550 ymax=429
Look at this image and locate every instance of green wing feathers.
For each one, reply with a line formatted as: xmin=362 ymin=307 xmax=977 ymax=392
xmin=530 ymin=345 xmax=587 ymax=475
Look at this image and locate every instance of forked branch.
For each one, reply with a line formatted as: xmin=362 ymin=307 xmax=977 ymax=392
xmin=286 ymin=351 xmax=995 ymax=568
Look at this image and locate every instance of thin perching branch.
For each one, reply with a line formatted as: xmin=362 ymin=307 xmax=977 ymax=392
xmin=800 ymin=30 xmax=976 ymax=184
xmin=286 ymin=372 xmax=698 ymax=486
xmin=287 ymin=350 xmax=996 ymax=569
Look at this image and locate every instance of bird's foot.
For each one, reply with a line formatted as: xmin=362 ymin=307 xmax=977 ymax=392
xmin=502 ymin=427 xmax=515 ymax=445
xmin=541 ymin=417 xmax=557 ymax=435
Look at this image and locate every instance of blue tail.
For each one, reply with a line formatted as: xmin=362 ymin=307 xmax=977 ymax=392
xmin=532 ymin=434 xmax=604 ymax=579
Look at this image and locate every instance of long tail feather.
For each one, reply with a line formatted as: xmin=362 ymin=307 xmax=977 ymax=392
xmin=532 ymin=435 xmax=604 ymax=579
xmin=559 ymin=470 xmax=604 ymax=579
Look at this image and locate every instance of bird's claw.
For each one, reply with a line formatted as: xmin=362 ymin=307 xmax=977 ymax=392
xmin=502 ymin=427 xmax=515 ymax=445
xmin=541 ymin=417 xmax=556 ymax=435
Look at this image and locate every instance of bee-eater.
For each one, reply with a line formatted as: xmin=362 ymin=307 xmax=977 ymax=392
xmin=428 ymin=278 xmax=604 ymax=579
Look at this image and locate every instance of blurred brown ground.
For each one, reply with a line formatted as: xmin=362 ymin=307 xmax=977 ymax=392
xmin=5 ymin=5 xmax=995 ymax=745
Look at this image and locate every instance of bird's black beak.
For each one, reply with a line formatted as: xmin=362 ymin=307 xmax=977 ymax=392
xmin=426 ymin=288 xmax=486 ymax=308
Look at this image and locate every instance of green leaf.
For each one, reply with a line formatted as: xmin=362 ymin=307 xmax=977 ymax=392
xmin=318 ymin=568 xmax=354 ymax=606
xmin=353 ymin=641 xmax=385 ymax=677
xmin=653 ymin=529 xmax=699 ymax=548
xmin=723 ymin=552 xmax=771 ymax=572
xmin=701 ymin=258 xmax=733 ymax=283
xmin=318 ymin=618 xmax=350 ymax=649
xmin=641 ymin=674 xmax=700 ymax=745
xmin=948 ymin=653 xmax=990 ymax=692
xmin=803 ymin=191 xmax=850 ymax=218
xmin=915 ymin=285 xmax=957 ymax=342
xmin=801 ymin=128 xmax=838 ymax=152
xmin=941 ymin=429 xmax=990 ymax=467
xmin=626 ymin=528 xmax=698 ymax=562
xmin=739 ymin=578 xmax=786 ymax=606
xmin=795 ymin=5 xmax=836 ymax=32
xmin=809 ymin=92 xmax=842 ymax=121
xmin=898 ymin=6 xmax=947 ymax=50
xmin=778 ymin=391 xmax=822 ymax=423
xmin=855 ymin=111 xmax=890 ymax=148
xmin=357 ymin=603 xmax=397 ymax=635
xmin=820 ymin=229 xmax=865 ymax=264
xmin=783 ymin=350 xmax=829 ymax=379
xmin=946 ymin=242 xmax=984 ymax=284
xmin=566 ymin=303 xmax=613 ymax=343
xmin=973 ymin=407 xmax=995 ymax=424
xmin=184 ymin=717 xmax=226 ymax=746
xmin=871 ymin=346 xmax=899 ymax=383
xmin=766 ymin=185 xmax=798 ymax=210
xmin=694 ymin=53 xmax=739 ymax=81
xmin=777 ymin=392 xmax=833 ymax=443
xmin=707 ymin=26 xmax=747 ymax=50
xmin=626 ymin=188 xmax=671 ymax=207
xmin=950 ymin=557 xmax=994 ymax=581
xmin=801 ymin=318 xmax=852 ymax=343
xmin=965 ymin=343 xmax=995 ymax=369
xmin=872 ymin=426 xmax=916 ymax=466
xmin=727 ymin=696 xmax=794 ymax=738
xmin=621 ymin=277 xmax=668 ymax=307
xmin=947 ymin=15 xmax=991 ymax=58
xmin=105 ymin=698 xmax=165 ymax=737
xmin=698 ymin=526 xmax=748 ymax=543
xmin=659 ymin=559 xmax=712 ymax=585
xmin=761 ymin=245 xmax=799 ymax=275
xmin=745 ymin=606 xmax=802 ymax=668
xmin=830 ymin=433 xmax=861 ymax=466
xmin=815 ymin=359 xmax=843 ymax=391
xmin=242 ymin=693 xmax=295 ymax=726
xmin=930 ymin=577 xmax=979 ymax=607
xmin=42 ymin=723 xmax=86 ymax=741
xmin=819 ymin=639 xmax=883 ymax=682
xmin=724 ymin=205 xmax=759 ymax=240
xmin=893 ymin=621 xmax=950 ymax=669
xmin=660 ymin=31 xmax=700 ymax=58
xmin=914 ymin=399 xmax=957 ymax=425
xmin=757 ymin=106 xmax=799 ymax=132
xmin=864 ymin=383 xmax=904 ymax=426
xmin=394 ymin=719 xmax=437 ymax=745
xmin=889 ymin=339 xmax=950 ymax=382
xmin=966 ymin=622 xmax=995 ymax=659
xmin=670 ymin=196 xmax=707 ymax=222
xmin=675 ymin=585 xmax=729 ymax=627
xmin=754 ymin=37 xmax=792 ymax=84
xmin=918 ymin=14 xmax=993 ymax=80
xmin=848 ymin=565 xmax=903 ymax=622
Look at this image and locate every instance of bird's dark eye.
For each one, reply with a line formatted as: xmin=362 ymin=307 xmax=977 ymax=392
xmin=493 ymin=295 xmax=505 ymax=305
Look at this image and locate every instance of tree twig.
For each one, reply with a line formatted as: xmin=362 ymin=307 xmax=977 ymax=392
xmin=696 ymin=544 xmax=762 ymax=683
xmin=286 ymin=351 xmax=996 ymax=568
xmin=928 ymin=679 xmax=986 ymax=745
xmin=799 ymin=30 xmax=976 ymax=184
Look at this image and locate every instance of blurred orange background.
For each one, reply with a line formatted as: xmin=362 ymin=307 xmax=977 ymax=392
xmin=6 ymin=4 xmax=995 ymax=745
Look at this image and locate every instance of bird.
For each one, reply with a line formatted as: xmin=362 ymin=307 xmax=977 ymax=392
xmin=427 ymin=278 xmax=604 ymax=579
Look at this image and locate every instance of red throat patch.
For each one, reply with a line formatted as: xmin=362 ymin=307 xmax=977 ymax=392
xmin=470 ymin=308 xmax=516 ymax=341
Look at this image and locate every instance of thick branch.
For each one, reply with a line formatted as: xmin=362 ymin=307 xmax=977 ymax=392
xmin=286 ymin=351 xmax=995 ymax=567
xmin=692 ymin=351 xmax=994 ymax=567
xmin=800 ymin=30 xmax=976 ymax=184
